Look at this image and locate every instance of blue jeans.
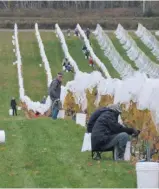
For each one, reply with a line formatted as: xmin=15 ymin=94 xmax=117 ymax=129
xmin=52 ymin=107 xmax=59 ymax=120
xmin=104 ymin=132 xmax=129 ymax=160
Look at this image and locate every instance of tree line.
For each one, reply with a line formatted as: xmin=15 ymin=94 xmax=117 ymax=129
xmin=0 ymin=1 xmax=151 ymax=10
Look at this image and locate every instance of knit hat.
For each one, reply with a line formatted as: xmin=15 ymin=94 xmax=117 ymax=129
xmin=107 ymin=103 xmax=122 ymax=113
xmin=57 ymin=72 xmax=63 ymax=77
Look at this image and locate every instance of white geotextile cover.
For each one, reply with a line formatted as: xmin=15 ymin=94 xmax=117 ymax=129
xmin=76 ymin=24 xmax=111 ymax=78
xmin=93 ymin=24 xmax=135 ymax=78
xmin=115 ymin=24 xmax=159 ymax=78
xmin=66 ymin=71 xmax=159 ymax=131
xmin=13 ymin=24 xmax=53 ymax=114
xmin=136 ymin=23 xmax=159 ymax=60
xmin=63 ymin=69 xmax=159 ymax=130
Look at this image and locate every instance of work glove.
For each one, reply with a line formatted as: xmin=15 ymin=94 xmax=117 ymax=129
xmin=132 ymin=128 xmax=140 ymax=137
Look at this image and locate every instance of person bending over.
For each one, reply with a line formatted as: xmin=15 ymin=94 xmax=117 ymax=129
xmin=65 ymin=63 xmax=73 ymax=72
xmin=82 ymin=44 xmax=87 ymax=54
xmin=87 ymin=104 xmax=139 ymax=160
xmin=62 ymin=58 xmax=69 ymax=67
xmin=85 ymin=49 xmax=90 ymax=59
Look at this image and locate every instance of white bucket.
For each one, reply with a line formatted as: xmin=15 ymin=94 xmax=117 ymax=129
xmin=124 ymin=141 xmax=131 ymax=161
xmin=76 ymin=113 xmax=86 ymax=127
xmin=9 ymin=109 xmax=13 ymax=116
xmin=0 ymin=130 xmax=5 ymax=143
xmin=136 ymin=162 xmax=159 ymax=188
xmin=57 ymin=110 xmax=65 ymax=119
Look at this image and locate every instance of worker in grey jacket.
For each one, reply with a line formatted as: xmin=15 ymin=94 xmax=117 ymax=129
xmin=49 ymin=73 xmax=63 ymax=119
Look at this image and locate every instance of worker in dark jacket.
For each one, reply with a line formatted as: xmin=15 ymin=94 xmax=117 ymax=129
xmin=87 ymin=106 xmax=110 ymax=133
xmin=88 ymin=104 xmax=139 ymax=160
xmin=10 ymin=97 xmax=17 ymax=116
xmin=49 ymin=73 xmax=63 ymax=119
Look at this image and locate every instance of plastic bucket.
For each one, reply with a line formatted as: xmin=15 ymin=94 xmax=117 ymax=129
xmin=57 ymin=110 xmax=65 ymax=119
xmin=76 ymin=113 xmax=86 ymax=127
xmin=136 ymin=162 xmax=159 ymax=188
xmin=9 ymin=109 xmax=13 ymax=116
xmin=0 ymin=130 xmax=5 ymax=143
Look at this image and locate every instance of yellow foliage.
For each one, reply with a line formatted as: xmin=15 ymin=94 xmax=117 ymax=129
xmin=121 ymin=102 xmax=159 ymax=154
xmin=63 ymin=91 xmax=80 ymax=114
xmin=86 ymin=89 xmax=96 ymax=115
xmin=99 ymin=95 xmax=114 ymax=107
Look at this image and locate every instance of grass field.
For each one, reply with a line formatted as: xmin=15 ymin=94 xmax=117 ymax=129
xmin=0 ymin=29 xmax=158 ymax=187
xmin=0 ymin=119 xmax=136 ymax=188
xmin=108 ymin=32 xmax=138 ymax=70
xmin=90 ymin=36 xmax=121 ymax=78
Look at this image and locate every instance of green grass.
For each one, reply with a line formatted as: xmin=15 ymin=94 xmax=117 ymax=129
xmin=129 ymin=32 xmax=159 ymax=64
xmin=19 ymin=32 xmax=48 ymax=102
xmin=66 ymin=35 xmax=93 ymax=73
xmin=90 ymin=36 xmax=121 ymax=79
xmin=0 ymin=32 xmax=24 ymax=120
xmin=107 ymin=32 xmax=138 ymax=70
xmin=40 ymin=32 xmax=74 ymax=85
xmin=0 ymin=118 xmax=136 ymax=188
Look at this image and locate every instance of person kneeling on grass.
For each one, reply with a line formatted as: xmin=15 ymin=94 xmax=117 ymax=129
xmin=62 ymin=59 xmax=73 ymax=73
xmin=65 ymin=63 xmax=73 ymax=73
xmin=87 ymin=103 xmax=140 ymax=160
